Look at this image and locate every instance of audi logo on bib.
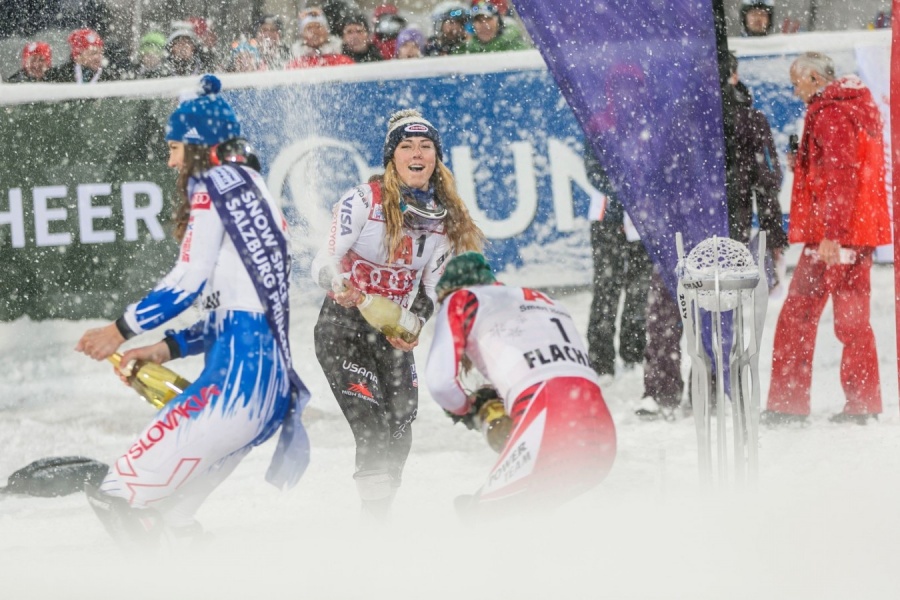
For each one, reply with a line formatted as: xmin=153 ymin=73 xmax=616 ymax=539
xmin=350 ymin=258 xmax=415 ymax=299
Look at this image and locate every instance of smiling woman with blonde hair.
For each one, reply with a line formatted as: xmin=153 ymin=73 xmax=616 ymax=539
xmin=311 ymin=108 xmax=483 ymax=520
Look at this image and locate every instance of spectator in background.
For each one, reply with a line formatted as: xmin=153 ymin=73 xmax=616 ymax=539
xmin=725 ymin=52 xmax=788 ymax=279
xmin=457 ymin=1 xmax=529 ymax=54
xmin=6 ymin=41 xmax=52 ymax=83
xmin=46 ymin=28 xmax=115 ymax=83
xmin=740 ymin=0 xmax=774 ymax=37
xmin=165 ymin=24 xmax=204 ymax=76
xmin=340 ymin=13 xmax=382 ymax=63
xmin=322 ymin=0 xmax=362 ymax=36
xmin=291 ymin=7 xmax=345 ymax=59
xmin=371 ymin=4 xmax=407 ymax=60
xmin=227 ymin=39 xmax=264 ymax=72
xmin=132 ymin=32 xmax=167 ymax=79
xmin=781 ymin=16 xmax=802 ymax=33
xmin=394 ymin=27 xmax=425 ymax=59
xmin=764 ymin=52 xmax=891 ymax=426
xmin=582 ymin=144 xmax=653 ymax=385
xmin=425 ymin=2 xmax=469 ymax=56
xmin=254 ymin=14 xmax=291 ymax=70
xmin=187 ymin=16 xmax=220 ymax=72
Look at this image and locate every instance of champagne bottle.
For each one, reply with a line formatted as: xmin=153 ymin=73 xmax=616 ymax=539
xmin=476 ymin=399 xmax=513 ymax=453
xmin=108 ymin=353 xmax=192 ymax=409
xmin=356 ymin=293 xmax=422 ymax=343
xmin=333 ymin=279 xmax=422 ymax=343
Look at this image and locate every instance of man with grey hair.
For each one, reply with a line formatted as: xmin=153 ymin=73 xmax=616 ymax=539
xmin=763 ymin=52 xmax=890 ymax=426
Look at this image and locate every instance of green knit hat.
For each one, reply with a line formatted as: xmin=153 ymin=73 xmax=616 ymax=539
xmin=436 ymin=252 xmax=497 ymax=301
xmin=139 ymin=32 xmax=166 ymax=56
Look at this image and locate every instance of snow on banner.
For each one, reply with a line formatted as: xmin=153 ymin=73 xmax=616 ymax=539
xmin=0 ymin=36 xmax=888 ymax=321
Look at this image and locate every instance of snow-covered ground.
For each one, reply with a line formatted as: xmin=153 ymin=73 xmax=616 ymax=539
xmin=1 ymin=265 xmax=898 ymax=599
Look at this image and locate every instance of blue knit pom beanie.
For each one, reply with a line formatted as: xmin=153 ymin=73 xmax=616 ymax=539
xmin=165 ymin=74 xmax=241 ymax=146
xmin=383 ymin=108 xmax=443 ymax=166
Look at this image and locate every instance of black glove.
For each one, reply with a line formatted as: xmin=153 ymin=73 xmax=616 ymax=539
xmin=444 ymin=386 xmax=500 ymax=431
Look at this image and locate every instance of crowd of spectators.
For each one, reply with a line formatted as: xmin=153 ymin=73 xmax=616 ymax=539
xmin=2 ymin=1 xmax=534 ymax=83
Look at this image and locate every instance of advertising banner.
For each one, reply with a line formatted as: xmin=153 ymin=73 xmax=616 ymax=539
xmin=0 ymin=97 xmax=178 ymax=320
xmin=0 ymin=32 xmax=889 ymax=322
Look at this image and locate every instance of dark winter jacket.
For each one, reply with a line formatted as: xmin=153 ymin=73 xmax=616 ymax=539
xmin=5 ymin=69 xmax=46 ymax=83
xmin=424 ymin=35 xmax=466 ymax=56
xmin=342 ymin=43 xmax=383 ymax=63
xmin=44 ymin=59 xmax=117 ymax=83
xmin=789 ymin=75 xmax=890 ymax=247
xmin=728 ymin=80 xmax=787 ymax=249
xmin=584 ymin=144 xmax=626 ymax=226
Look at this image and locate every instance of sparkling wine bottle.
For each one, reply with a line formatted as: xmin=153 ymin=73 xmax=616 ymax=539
xmin=476 ymin=399 xmax=513 ymax=453
xmin=333 ymin=278 xmax=422 ymax=343
xmin=355 ymin=293 xmax=422 ymax=343
xmin=107 ymin=353 xmax=192 ymax=409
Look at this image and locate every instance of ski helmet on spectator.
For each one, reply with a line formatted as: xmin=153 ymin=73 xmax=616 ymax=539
xmin=740 ymin=0 xmax=774 ymax=36
xmin=470 ymin=1 xmax=499 ymax=19
xmin=373 ymin=4 xmax=406 ymax=38
xmin=431 ymin=2 xmax=469 ymax=35
xmin=471 ymin=0 xmax=509 ymax=15
xmin=166 ymin=75 xmax=241 ymax=146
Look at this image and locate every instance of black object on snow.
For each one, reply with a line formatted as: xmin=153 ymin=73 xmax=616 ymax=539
xmin=0 ymin=456 xmax=109 ymax=497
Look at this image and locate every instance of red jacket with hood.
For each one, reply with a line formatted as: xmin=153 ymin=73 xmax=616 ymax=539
xmin=789 ymin=75 xmax=890 ymax=247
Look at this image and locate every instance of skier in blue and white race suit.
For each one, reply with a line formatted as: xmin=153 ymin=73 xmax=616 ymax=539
xmin=76 ymin=75 xmax=308 ymax=547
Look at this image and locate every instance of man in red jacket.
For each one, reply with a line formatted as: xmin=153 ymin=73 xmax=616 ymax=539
xmin=764 ymin=52 xmax=891 ymax=426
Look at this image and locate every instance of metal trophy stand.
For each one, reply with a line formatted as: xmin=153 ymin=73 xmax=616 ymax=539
xmin=675 ymin=232 xmax=769 ymax=485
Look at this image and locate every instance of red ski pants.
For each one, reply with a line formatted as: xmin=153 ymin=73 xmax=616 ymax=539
xmin=477 ymin=377 xmax=617 ymax=510
xmin=767 ymin=246 xmax=882 ymax=415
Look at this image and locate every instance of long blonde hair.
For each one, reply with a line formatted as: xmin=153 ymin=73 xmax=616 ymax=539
xmin=378 ymin=159 xmax=485 ymax=258
xmin=173 ymin=144 xmax=213 ymax=243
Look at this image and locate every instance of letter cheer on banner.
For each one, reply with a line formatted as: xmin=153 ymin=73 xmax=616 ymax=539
xmin=512 ymin=0 xmax=730 ymax=293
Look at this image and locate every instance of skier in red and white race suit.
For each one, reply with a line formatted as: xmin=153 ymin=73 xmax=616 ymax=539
xmin=426 ymin=252 xmax=617 ymax=516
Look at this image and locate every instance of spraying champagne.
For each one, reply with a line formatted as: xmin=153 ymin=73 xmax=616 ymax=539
xmin=107 ymin=353 xmax=192 ymax=409
xmin=333 ymin=278 xmax=422 ymax=343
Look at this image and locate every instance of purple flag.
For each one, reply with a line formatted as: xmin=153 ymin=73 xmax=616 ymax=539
xmin=513 ymin=0 xmax=729 ymax=293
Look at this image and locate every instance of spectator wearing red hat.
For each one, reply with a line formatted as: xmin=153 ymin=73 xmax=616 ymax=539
xmin=187 ymin=16 xmax=220 ymax=72
xmin=46 ymin=29 xmax=115 ymax=83
xmin=473 ymin=0 xmax=510 ymax=15
xmin=6 ymin=41 xmax=52 ymax=83
xmin=371 ymin=3 xmax=407 ymax=60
